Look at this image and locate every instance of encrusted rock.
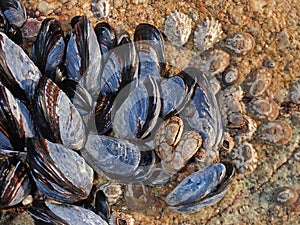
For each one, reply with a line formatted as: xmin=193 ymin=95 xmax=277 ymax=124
xmin=194 ymin=17 xmax=223 ymax=52
xmin=256 ymin=120 xmax=292 ymax=145
xmin=228 ymin=142 xmax=258 ymax=174
xmin=200 ymin=49 xmax=230 ymax=77
xmin=243 ymin=67 xmax=272 ymax=97
xmin=164 ymin=11 xmax=192 ymax=46
xmin=290 ymin=80 xmax=300 ymax=104
xmin=222 ymin=32 xmax=255 ymax=56
xmin=249 ymin=96 xmax=280 ymax=121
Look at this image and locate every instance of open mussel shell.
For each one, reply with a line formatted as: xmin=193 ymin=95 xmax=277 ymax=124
xmin=0 ymin=152 xmax=31 ymax=208
xmin=82 ymin=134 xmax=141 ymax=181
xmin=165 ymin=161 xmax=235 ymax=214
xmin=0 ymin=83 xmax=35 ymax=150
xmin=160 ymin=70 xmax=197 ymax=118
xmin=27 ymin=138 xmax=94 ymax=203
xmin=29 ymin=201 xmax=108 ymax=225
xmin=0 ymin=32 xmax=42 ymax=102
xmin=66 ymin=15 xmax=101 ymax=100
xmin=134 ymin=23 xmax=166 ymax=80
xmin=32 ymin=18 xmax=65 ymax=78
xmin=94 ymin=22 xmax=117 ymax=57
xmin=33 ymin=77 xmax=86 ymax=150
xmin=112 ymin=76 xmax=161 ymax=139
xmin=181 ymin=67 xmax=223 ymax=151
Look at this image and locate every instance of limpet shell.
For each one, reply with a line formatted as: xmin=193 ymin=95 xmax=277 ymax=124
xmin=249 ymin=96 xmax=280 ymax=121
xmin=243 ymin=67 xmax=272 ymax=97
xmin=256 ymin=120 xmax=292 ymax=145
xmin=222 ymin=32 xmax=255 ymax=56
xmin=200 ymin=49 xmax=230 ymax=77
xmin=164 ymin=11 xmax=192 ymax=46
xmin=194 ymin=17 xmax=223 ymax=52
xmin=228 ymin=142 xmax=258 ymax=174
xmin=274 ymin=186 xmax=299 ymax=206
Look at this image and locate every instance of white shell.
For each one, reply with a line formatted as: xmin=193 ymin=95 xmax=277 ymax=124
xmin=91 ymin=0 xmax=111 ymax=19
xmin=194 ymin=17 xmax=223 ymax=52
xmin=164 ymin=11 xmax=192 ymax=46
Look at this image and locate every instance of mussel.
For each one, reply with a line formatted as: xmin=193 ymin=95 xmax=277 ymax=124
xmin=165 ymin=161 xmax=235 ymax=214
xmin=82 ymin=134 xmax=156 ymax=183
xmin=29 ymin=201 xmax=108 ymax=225
xmin=0 ymin=32 xmax=42 ymax=102
xmin=134 ymin=23 xmax=166 ymax=80
xmin=32 ymin=18 xmax=65 ymax=79
xmin=0 ymin=0 xmax=26 ymax=28
xmin=66 ymin=16 xmax=101 ymax=100
xmin=112 ymin=76 xmax=161 ymax=139
xmin=0 ymin=83 xmax=35 ymax=150
xmin=33 ymin=77 xmax=86 ymax=150
xmin=181 ymin=68 xmax=223 ymax=154
xmin=95 ymin=32 xmax=138 ymax=134
xmin=94 ymin=22 xmax=117 ymax=57
xmin=27 ymin=137 xmax=94 ymax=203
xmin=0 ymin=151 xmax=31 ymax=208
xmin=160 ymin=70 xmax=197 ymax=118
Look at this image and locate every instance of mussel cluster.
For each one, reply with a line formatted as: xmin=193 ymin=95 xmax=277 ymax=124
xmin=0 ymin=0 xmax=236 ymax=223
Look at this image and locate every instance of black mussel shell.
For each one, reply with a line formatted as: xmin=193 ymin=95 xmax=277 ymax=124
xmin=181 ymin=67 xmax=223 ymax=151
xmin=95 ymin=190 xmax=110 ymax=222
xmin=95 ymin=34 xmax=137 ymax=135
xmin=134 ymin=23 xmax=166 ymax=79
xmin=0 ymin=83 xmax=35 ymax=150
xmin=32 ymin=18 xmax=65 ymax=78
xmin=160 ymin=70 xmax=197 ymax=118
xmin=0 ymin=0 xmax=26 ymax=28
xmin=29 ymin=201 xmax=108 ymax=225
xmin=0 ymin=152 xmax=31 ymax=208
xmin=33 ymin=77 xmax=86 ymax=150
xmin=94 ymin=22 xmax=117 ymax=56
xmin=66 ymin=15 xmax=101 ymax=100
xmin=0 ymin=32 xmax=42 ymax=102
xmin=112 ymin=76 xmax=161 ymax=139
xmin=27 ymin=138 xmax=94 ymax=203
